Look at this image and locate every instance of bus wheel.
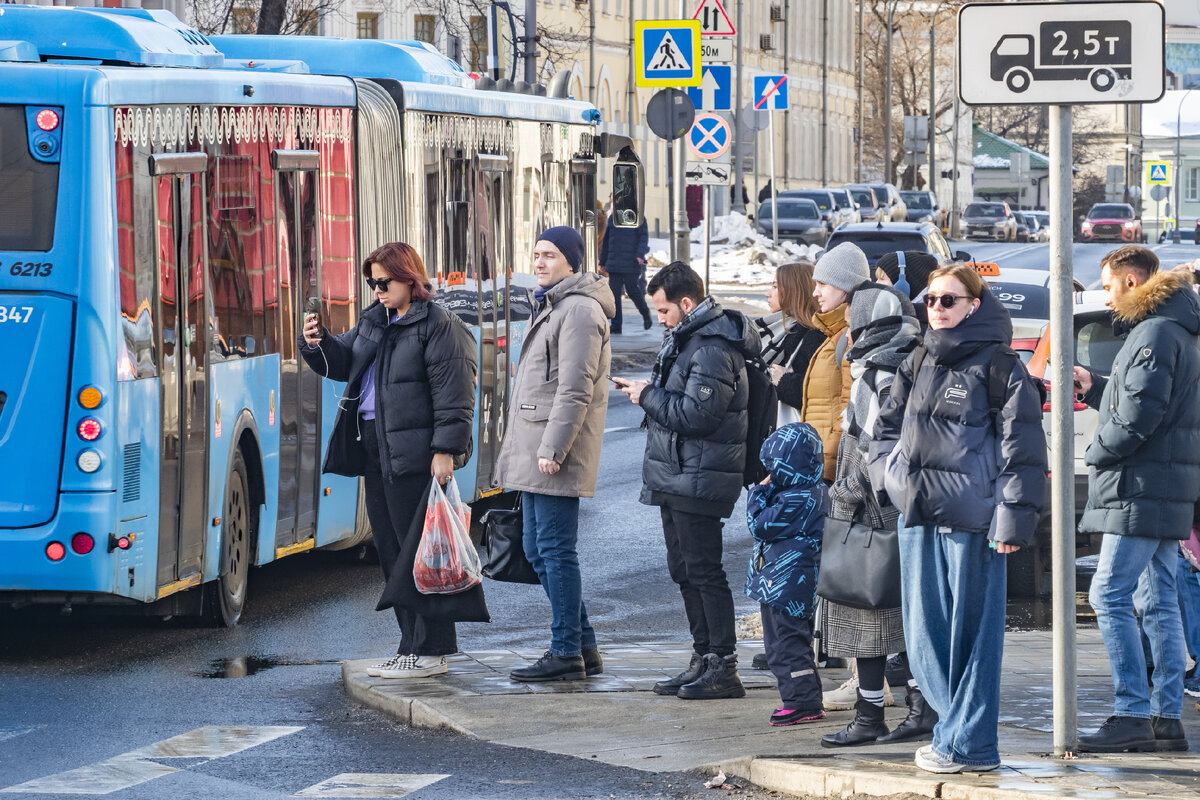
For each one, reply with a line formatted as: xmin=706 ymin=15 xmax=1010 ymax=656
xmin=1005 ymin=68 xmax=1031 ymax=93
xmin=1090 ymin=68 xmax=1116 ymax=92
xmin=205 ymin=450 xmax=253 ymax=627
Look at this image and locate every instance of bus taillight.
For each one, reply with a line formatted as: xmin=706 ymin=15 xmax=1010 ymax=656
xmin=46 ymin=542 xmax=65 ymax=561
xmin=71 ymin=534 xmax=94 ymax=555
xmin=35 ymin=109 xmax=59 ymax=131
xmin=77 ymin=418 xmax=102 ymax=441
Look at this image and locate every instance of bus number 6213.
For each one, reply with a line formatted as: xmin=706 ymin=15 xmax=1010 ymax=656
xmin=8 ymin=262 xmax=54 ymax=277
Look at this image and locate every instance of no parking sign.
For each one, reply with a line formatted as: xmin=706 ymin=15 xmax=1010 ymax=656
xmin=688 ymin=113 xmax=731 ymax=160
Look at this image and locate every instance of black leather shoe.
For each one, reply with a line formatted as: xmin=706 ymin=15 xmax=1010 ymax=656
xmin=1150 ymin=716 xmax=1189 ymax=752
xmin=509 ymin=652 xmax=586 ymax=683
xmin=1078 ymin=716 xmax=1157 ymax=753
xmin=751 ymin=652 xmax=770 ymax=670
xmin=875 ymin=687 xmax=937 ymax=743
xmin=582 ymin=646 xmax=603 ymax=677
xmin=653 ymin=653 xmax=705 ymax=696
xmin=821 ymin=692 xmax=890 ymax=747
xmin=677 ymin=654 xmax=746 ymax=700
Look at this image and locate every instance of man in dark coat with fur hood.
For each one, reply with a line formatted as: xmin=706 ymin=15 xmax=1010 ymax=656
xmin=1073 ymin=245 xmax=1200 ymax=754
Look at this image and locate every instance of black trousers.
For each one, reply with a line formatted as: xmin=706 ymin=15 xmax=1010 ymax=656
xmin=607 ymin=270 xmax=650 ymax=331
xmin=361 ymin=420 xmax=457 ymax=656
xmin=660 ymin=505 xmax=736 ymax=657
xmin=761 ymin=602 xmax=821 ymax=709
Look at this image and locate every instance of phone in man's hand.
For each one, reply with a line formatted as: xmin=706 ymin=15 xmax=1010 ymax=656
xmin=304 ymin=296 xmax=321 ymax=326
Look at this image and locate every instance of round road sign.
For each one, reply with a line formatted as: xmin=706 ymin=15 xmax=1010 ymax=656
xmin=741 ymin=103 xmax=769 ymax=132
xmin=688 ymin=113 xmax=731 ymax=160
xmin=646 ymin=88 xmax=696 ymax=141
xmin=1150 ymin=184 xmax=1169 ymax=202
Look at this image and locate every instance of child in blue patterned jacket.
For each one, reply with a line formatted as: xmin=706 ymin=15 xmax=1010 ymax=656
xmin=746 ymin=422 xmax=827 ymax=726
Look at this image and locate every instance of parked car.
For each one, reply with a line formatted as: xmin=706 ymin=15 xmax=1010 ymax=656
xmin=961 ymin=201 xmax=1018 ymax=242
xmin=1014 ymin=213 xmax=1031 ymax=242
xmin=864 ymin=182 xmax=907 ymax=222
xmin=826 ymin=187 xmax=862 ymax=226
xmin=821 ymin=221 xmax=964 ymax=268
xmin=1030 ymin=211 xmax=1050 ymax=233
xmin=756 ymin=197 xmax=830 ymax=246
xmin=845 ymin=185 xmax=881 ymax=222
xmin=1020 ymin=213 xmax=1049 ymax=242
xmin=778 ymin=189 xmax=844 ymax=231
xmin=1080 ymin=203 xmax=1142 ymax=243
xmin=900 ymin=190 xmax=947 ymax=231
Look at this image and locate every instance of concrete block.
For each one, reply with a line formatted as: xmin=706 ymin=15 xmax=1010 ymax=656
xmin=749 ymin=758 xmax=941 ymax=800
xmin=749 ymin=759 xmax=828 ymax=797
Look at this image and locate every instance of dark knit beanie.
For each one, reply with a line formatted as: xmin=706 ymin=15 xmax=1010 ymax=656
xmin=537 ymin=226 xmax=585 ymax=272
xmin=875 ymin=250 xmax=940 ymax=299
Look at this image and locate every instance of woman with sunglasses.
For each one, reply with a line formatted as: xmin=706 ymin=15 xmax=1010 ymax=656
xmin=301 ymin=242 xmax=479 ymax=680
xmin=868 ymin=264 xmax=1047 ymax=774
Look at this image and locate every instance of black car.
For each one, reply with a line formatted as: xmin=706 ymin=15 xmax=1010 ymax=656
xmin=756 ymin=198 xmax=830 ymax=246
xmin=778 ymin=189 xmax=840 ymax=230
xmin=821 ymin=221 xmax=966 ymax=268
xmin=900 ymin=190 xmax=946 ymax=230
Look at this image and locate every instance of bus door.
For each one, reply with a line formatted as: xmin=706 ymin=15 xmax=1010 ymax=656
xmin=570 ymin=158 xmax=599 ymax=270
xmin=151 ymin=153 xmax=210 ymax=591
xmin=474 ymin=155 xmax=512 ymax=491
xmin=273 ymin=150 xmax=321 ymax=552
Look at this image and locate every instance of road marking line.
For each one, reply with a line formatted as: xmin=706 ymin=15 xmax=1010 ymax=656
xmin=293 ymin=773 xmax=450 ymax=798
xmin=0 ymin=727 xmax=38 ymax=744
xmin=1 ymin=725 xmax=304 ymax=795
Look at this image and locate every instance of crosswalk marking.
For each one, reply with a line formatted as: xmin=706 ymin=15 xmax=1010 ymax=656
xmin=1 ymin=725 xmax=304 ymax=795
xmin=293 ymin=773 xmax=450 ymax=798
xmin=0 ymin=727 xmax=38 ymax=744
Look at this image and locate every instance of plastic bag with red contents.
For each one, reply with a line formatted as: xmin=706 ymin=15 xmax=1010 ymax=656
xmin=413 ymin=476 xmax=481 ymax=595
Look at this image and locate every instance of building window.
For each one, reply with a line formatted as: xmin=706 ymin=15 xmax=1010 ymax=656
xmin=294 ymin=7 xmax=318 ymax=35
xmin=231 ymin=8 xmax=255 ymax=33
xmin=1188 ymin=167 xmax=1200 ymax=202
xmin=356 ymin=13 xmax=379 ymax=39
xmin=414 ymin=14 xmax=435 ymax=43
xmin=469 ymin=15 xmax=488 ymax=73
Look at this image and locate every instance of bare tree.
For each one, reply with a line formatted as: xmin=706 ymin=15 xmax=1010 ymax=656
xmin=189 ymin=0 xmax=350 ymax=36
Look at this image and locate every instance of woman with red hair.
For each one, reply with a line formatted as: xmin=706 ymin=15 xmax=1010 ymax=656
xmin=302 ymin=241 xmax=478 ymax=679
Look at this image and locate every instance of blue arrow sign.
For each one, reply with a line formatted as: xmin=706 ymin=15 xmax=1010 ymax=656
xmin=686 ymin=65 xmax=732 ymax=111
xmin=689 ymin=114 xmax=731 ymax=159
xmin=753 ymin=75 xmax=789 ymax=110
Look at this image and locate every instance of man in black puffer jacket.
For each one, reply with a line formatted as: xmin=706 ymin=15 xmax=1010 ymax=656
xmin=616 ymin=261 xmax=761 ymax=701
xmin=1073 ymin=246 xmax=1200 ymax=755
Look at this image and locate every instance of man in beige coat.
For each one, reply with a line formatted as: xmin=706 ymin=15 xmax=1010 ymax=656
xmin=495 ymin=226 xmax=616 ymax=682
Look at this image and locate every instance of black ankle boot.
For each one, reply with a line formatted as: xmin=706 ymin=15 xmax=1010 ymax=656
xmin=677 ymin=654 xmax=747 ymax=700
xmin=582 ymin=647 xmax=603 ymax=677
xmin=509 ymin=651 xmax=586 ymax=682
xmin=653 ymin=653 xmax=705 ymax=696
xmin=1078 ymin=715 xmax=1156 ymax=753
xmin=1150 ymin=716 xmax=1188 ymax=752
xmin=820 ymin=692 xmax=889 ymax=747
xmin=876 ymin=687 xmax=937 ymax=743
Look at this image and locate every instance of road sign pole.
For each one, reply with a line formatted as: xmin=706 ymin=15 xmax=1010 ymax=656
xmin=705 ymin=184 xmax=712 ymax=290
xmin=769 ymin=111 xmax=778 ymax=246
xmin=1048 ymin=103 xmax=1078 ymax=758
xmin=667 ymin=137 xmax=677 ymax=263
xmin=732 ymin=0 xmax=744 ymax=214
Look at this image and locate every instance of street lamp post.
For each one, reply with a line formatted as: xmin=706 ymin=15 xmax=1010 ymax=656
xmin=856 ymin=0 xmax=864 ymax=181
xmin=884 ymin=0 xmax=902 ymax=184
xmin=1174 ymin=90 xmax=1193 ymax=244
xmin=928 ymin=0 xmax=953 ymax=196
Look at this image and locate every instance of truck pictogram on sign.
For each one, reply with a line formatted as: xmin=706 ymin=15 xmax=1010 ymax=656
xmin=990 ymin=20 xmax=1131 ymax=93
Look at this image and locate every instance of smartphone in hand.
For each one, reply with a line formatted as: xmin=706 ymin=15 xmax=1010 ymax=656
xmin=609 ymin=375 xmax=627 ymax=386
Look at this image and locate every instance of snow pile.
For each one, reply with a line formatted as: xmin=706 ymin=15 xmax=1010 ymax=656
xmin=974 ymin=153 xmax=1011 ymax=169
xmin=644 ymin=214 xmax=822 ymax=287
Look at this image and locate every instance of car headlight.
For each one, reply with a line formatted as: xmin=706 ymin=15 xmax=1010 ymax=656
xmin=1122 ymin=221 xmax=1135 ymax=228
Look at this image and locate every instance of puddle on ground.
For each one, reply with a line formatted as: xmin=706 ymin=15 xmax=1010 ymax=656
xmin=197 ymin=655 xmax=333 ymax=678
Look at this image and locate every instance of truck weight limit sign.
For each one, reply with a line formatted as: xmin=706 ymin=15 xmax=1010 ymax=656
xmin=958 ymin=1 xmax=1163 ymax=105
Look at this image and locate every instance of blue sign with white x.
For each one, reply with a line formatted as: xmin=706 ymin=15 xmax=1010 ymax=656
xmin=688 ymin=113 xmax=731 ymax=160
xmin=753 ymin=75 xmax=789 ymax=110
xmin=686 ymin=66 xmax=732 ymax=111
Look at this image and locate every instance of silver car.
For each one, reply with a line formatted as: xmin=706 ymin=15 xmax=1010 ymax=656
xmin=755 ymin=198 xmax=830 ymax=246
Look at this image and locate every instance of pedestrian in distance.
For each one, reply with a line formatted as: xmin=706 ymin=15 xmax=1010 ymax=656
xmin=301 ymin=242 xmax=479 ymax=680
xmin=614 ymin=261 xmax=761 ymax=700
xmin=495 ymin=226 xmax=615 ymax=683
xmin=757 ymin=259 xmax=825 ymax=424
xmin=745 ymin=422 xmax=828 ymax=726
xmin=819 ymin=282 xmax=928 ymax=748
xmin=868 ymin=263 xmax=1048 ymax=773
xmin=598 ymin=212 xmax=652 ymax=334
xmin=1073 ymin=245 xmax=1200 ymax=753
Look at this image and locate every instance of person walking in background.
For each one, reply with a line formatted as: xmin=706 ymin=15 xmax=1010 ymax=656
xmin=819 ymin=283 xmax=926 ymax=747
xmin=495 ymin=226 xmax=616 ymax=683
xmin=301 ymin=242 xmax=478 ymax=680
xmin=615 ymin=261 xmax=761 ymax=700
xmin=869 ymin=264 xmax=1047 ymax=773
xmin=757 ymin=260 xmax=825 ymax=422
xmin=1073 ymin=245 xmax=1200 ymax=753
xmin=598 ymin=212 xmax=652 ymax=334
xmin=746 ymin=423 xmax=828 ymax=726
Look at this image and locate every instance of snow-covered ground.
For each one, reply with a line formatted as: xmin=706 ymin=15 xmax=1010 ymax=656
xmin=645 ymin=213 xmax=822 ymax=287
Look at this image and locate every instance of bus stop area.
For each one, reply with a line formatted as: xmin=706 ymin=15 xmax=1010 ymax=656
xmin=342 ymin=627 xmax=1200 ymax=800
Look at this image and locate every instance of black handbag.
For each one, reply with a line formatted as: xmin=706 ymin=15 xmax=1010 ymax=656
xmin=815 ymin=516 xmax=902 ymax=610
xmin=479 ymin=501 xmax=541 ymax=585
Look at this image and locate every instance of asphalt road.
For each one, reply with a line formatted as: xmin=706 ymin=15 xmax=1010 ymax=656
xmin=947 ymin=237 xmax=1200 ymax=288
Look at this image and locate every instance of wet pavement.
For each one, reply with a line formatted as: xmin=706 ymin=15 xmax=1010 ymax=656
xmin=344 ymin=628 xmax=1200 ymax=800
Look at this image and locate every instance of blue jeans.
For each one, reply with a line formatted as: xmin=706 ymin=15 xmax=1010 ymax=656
xmin=899 ymin=523 xmax=1007 ymax=768
xmin=1089 ymin=535 xmax=1186 ymax=719
xmin=1177 ymin=551 xmax=1200 ymax=663
xmin=521 ymin=492 xmax=596 ymax=657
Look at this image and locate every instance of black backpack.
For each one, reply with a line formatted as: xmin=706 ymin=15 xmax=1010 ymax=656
xmin=742 ymin=353 xmax=779 ymax=487
xmin=909 ymin=344 xmax=1047 ymax=413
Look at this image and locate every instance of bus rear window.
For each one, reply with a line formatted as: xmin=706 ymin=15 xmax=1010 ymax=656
xmin=0 ymin=106 xmax=59 ymax=251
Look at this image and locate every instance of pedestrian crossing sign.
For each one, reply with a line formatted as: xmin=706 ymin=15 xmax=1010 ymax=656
xmin=1147 ymin=161 xmax=1170 ymax=185
xmin=634 ymin=20 xmax=702 ymax=88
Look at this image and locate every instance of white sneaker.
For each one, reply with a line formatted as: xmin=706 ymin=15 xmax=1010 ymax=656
xmin=366 ymin=654 xmax=407 ymax=677
xmin=378 ymin=655 xmax=447 ymax=679
xmin=822 ymin=673 xmax=894 ymax=710
xmin=915 ymin=748 xmax=965 ymax=774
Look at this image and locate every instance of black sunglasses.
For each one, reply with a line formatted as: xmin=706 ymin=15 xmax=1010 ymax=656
xmin=366 ymin=276 xmax=394 ymax=292
xmin=924 ymin=294 xmax=972 ymax=309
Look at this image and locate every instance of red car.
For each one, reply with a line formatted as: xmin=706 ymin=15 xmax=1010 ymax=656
xmin=1079 ymin=203 xmax=1143 ymax=243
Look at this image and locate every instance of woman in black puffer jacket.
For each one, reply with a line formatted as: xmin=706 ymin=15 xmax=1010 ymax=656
xmin=301 ymin=242 xmax=478 ymax=679
xmin=867 ymin=264 xmax=1047 ymax=775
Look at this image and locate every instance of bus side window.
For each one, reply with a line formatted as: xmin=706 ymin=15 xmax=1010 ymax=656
xmin=207 ymin=149 xmax=265 ymax=359
xmin=116 ymin=140 xmax=157 ymax=380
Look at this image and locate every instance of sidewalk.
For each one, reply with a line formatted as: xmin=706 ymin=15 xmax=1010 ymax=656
xmin=343 ymin=628 xmax=1200 ymax=800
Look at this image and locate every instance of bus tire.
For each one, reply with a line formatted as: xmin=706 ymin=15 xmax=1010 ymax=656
xmin=205 ymin=449 xmax=254 ymax=627
xmin=1090 ymin=68 xmax=1116 ymax=92
xmin=1005 ymin=68 xmax=1031 ymax=94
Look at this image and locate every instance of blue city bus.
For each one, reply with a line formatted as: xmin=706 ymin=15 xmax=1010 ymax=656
xmin=0 ymin=6 xmax=637 ymax=625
